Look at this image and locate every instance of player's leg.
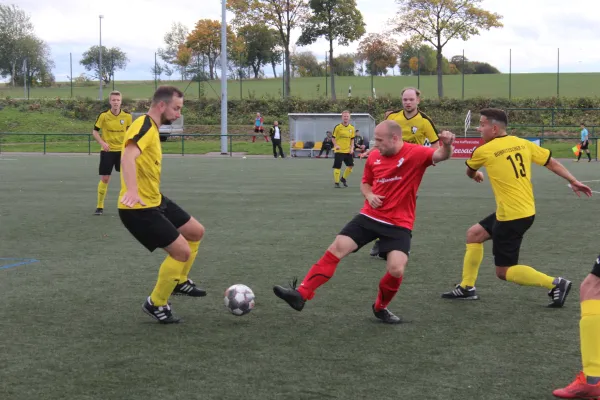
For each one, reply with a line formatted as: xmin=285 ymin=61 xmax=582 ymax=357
xmin=372 ymin=228 xmax=412 ymax=324
xmin=277 ymin=140 xmax=285 ymax=158
xmin=442 ymin=214 xmax=493 ymax=299
xmin=95 ymin=152 xmax=115 ymax=215
xmin=273 ymin=215 xmax=376 ymax=311
xmin=494 ymin=216 xmax=571 ymax=307
xmin=340 ymin=154 xmax=354 ymax=187
xmin=252 ymin=127 xmax=258 ymax=142
xmin=272 ymin=139 xmax=278 ymax=158
xmin=332 ymin=154 xmax=343 ymax=187
xmin=553 ymin=260 xmax=600 ymax=399
xmin=162 ymin=196 xmax=207 ymax=297
xmin=118 ymin=205 xmax=188 ymax=324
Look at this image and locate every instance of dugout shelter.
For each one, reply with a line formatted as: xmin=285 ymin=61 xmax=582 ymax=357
xmin=288 ymin=113 xmax=376 ymax=157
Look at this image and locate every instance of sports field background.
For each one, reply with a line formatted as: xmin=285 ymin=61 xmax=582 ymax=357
xmin=1 ymin=72 xmax=599 ymax=100
xmin=0 ymin=154 xmax=597 ymax=399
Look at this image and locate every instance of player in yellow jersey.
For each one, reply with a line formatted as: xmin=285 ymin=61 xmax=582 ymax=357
xmin=441 ymin=108 xmax=592 ymax=308
xmin=553 ymin=256 xmax=600 ymax=398
xmin=118 ymin=86 xmax=206 ymax=324
xmin=92 ymin=91 xmax=132 ymax=215
xmin=368 ymin=87 xmax=439 ymax=257
xmin=331 ymin=110 xmax=356 ymax=188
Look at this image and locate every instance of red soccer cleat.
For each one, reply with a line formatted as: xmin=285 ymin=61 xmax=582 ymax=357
xmin=553 ymin=371 xmax=600 ymax=399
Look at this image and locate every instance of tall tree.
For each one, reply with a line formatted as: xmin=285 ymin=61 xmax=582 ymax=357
xmin=0 ymin=4 xmax=35 ymax=86
xmin=332 ymin=53 xmax=356 ymax=76
xmin=237 ymin=24 xmax=280 ymax=79
xmin=16 ymin=35 xmax=55 ymax=87
xmin=393 ymin=0 xmax=502 ymax=97
xmin=291 ymin=51 xmax=323 ymax=77
xmin=356 ymin=33 xmax=398 ymax=76
xmin=228 ymin=0 xmax=309 ymax=97
xmin=186 ymin=19 xmax=234 ymax=80
xmin=158 ymin=22 xmax=189 ymax=80
xmin=80 ymin=46 xmax=129 ymax=84
xmin=296 ymin=0 xmax=365 ymax=99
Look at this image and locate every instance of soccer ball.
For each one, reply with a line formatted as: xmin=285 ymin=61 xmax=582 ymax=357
xmin=224 ymin=284 xmax=255 ymax=316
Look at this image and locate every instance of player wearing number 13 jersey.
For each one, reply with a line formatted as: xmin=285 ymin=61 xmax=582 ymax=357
xmin=273 ymin=120 xmax=456 ymax=323
xmin=442 ymin=108 xmax=592 ymax=308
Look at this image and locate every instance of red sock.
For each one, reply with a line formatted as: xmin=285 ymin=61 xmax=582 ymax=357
xmin=374 ymin=272 xmax=403 ymax=311
xmin=265 ymin=135 xmax=269 ymax=142
xmin=252 ymin=136 xmax=256 ymax=142
xmin=297 ymin=250 xmax=340 ymax=300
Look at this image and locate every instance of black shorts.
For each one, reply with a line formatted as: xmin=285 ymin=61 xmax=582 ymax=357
xmin=479 ymin=213 xmax=535 ymax=267
xmin=581 ymin=140 xmax=589 ymax=150
xmin=99 ymin=151 xmax=121 ymax=175
xmin=254 ymin=127 xmax=264 ymax=133
xmin=333 ymin=152 xmax=354 ymax=169
xmin=118 ymin=195 xmax=191 ymax=252
xmin=592 ymin=255 xmax=600 ymax=278
xmin=339 ymin=214 xmax=412 ymax=257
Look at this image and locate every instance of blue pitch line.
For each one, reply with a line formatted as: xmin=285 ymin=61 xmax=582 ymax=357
xmin=0 ymin=258 xmax=40 ymax=270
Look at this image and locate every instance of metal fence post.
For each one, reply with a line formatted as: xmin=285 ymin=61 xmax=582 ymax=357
xmin=43 ymin=134 xmax=46 ymax=154
xmin=181 ymin=135 xmax=184 ymax=156
xmin=88 ymin=134 xmax=91 ymax=155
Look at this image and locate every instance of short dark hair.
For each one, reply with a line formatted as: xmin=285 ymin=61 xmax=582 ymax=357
xmin=581 ymin=122 xmax=586 ymax=126
xmin=480 ymin=108 xmax=508 ymax=126
xmin=152 ymin=85 xmax=183 ymax=105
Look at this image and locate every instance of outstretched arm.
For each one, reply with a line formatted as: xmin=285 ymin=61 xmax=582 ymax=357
xmin=432 ymin=131 xmax=455 ymax=163
xmin=545 ymin=157 xmax=592 ymax=197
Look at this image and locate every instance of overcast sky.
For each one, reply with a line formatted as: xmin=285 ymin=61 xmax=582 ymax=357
xmin=8 ymin=0 xmax=600 ymax=81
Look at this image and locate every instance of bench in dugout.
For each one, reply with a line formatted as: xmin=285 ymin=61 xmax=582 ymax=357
xmin=131 ymin=112 xmax=184 ymax=142
xmin=291 ymin=141 xmax=323 ymax=157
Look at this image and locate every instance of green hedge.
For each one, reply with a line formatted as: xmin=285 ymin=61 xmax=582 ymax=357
xmin=2 ymin=96 xmax=600 ymax=127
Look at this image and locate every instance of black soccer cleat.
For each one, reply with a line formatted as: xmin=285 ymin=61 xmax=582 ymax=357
xmin=372 ymin=304 xmax=402 ymax=324
xmin=94 ymin=208 xmax=103 ymax=215
xmin=334 ymin=183 xmax=341 ymax=188
xmin=172 ymin=279 xmax=206 ymax=297
xmin=441 ymin=284 xmax=479 ymax=300
xmin=340 ymin=177 xmax=348 ymax=187
xmin=369 ymin=240 xmax=380 ymax=257
xmin=547 ymin=277 xmax=572 ymax=308
xmin=273 ymin=278 xmax=306 ymax=311
xmin=142 ymin=297 xmax=181 ymax=324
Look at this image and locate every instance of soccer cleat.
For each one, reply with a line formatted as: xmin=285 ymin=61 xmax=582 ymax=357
xmin=369 ymin=240 xmax=381 ymax=257
xmin=172 ymin=279 xmax=206 ymax=297
xmin=553 ymin=371 xmax=600 ymax=399
xmin=273 ymin=278 xmax=305 ymax=311
xmin=94 ymin=208 xmax=103 ymax=215
xmin=372 ymin=304 xmax=402 ymax=324
xmin=547 ymin=277 xmax=572 ymax=308
xmin=334 ymin=183 xmax=341 ymax=188
xmin=441 ymin=284 xmax=479 ymax=300
xmin=142 ymin=297 xmax=181 ymax=324
xmin=340 ymin=177 xmax=348 ymax=187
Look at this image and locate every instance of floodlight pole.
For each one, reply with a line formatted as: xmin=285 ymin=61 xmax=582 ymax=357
xmin=220 ymin=0 xmax=228 ymax=154
xmin=99 ymin=15 xmax=104 ymax=101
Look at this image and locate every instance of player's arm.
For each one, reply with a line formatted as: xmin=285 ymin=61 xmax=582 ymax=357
xmin=360 ymin=159 xmax=384 ymax=208
xmin=92 ymin=113 xmax=109 ymax=151
xmin=422 ymin=115 xmax=440 ymax=149
xmin=464 ymin=146 xmax=485 ymax=182
xmin=432 ymin=131 xmax=454 ymax=163
xmin=545 ymin=157 xmax=592 ymax=197
xmin=119 ymin=141 xmax=146 ymax=207
xmin=332 ymin=126 xmax=339 ymax=149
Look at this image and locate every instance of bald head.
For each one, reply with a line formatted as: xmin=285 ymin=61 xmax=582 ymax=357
xmin=378 ymin=120 xmax=403 ymax=138
xmin=374 ymin=120 xmax=404 ymax=156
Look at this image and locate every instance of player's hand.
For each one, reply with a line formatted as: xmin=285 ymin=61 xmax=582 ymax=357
xmin=360 ymin=149 xmax=372 ymax=159
xmin=568 ymin=180 xmax=593 ymax=198
xmin=120 ymin=191 xmax=146 ymax=208
xmin=335 ymin=146 xmax=340 ymax=150
xmin=366 ymin=193 xmax=385 ymax=208
xmin=473 ymin=171 xmax=484 ymax=183
xmin=439 ymin=130 xmax=455 ymax=146
xmin=101 ymin=142 xmax=110 ymax=152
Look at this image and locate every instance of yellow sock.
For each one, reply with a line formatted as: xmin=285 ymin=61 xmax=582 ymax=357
xmin=179 ymin=240 xmax=201 ymax=282
xmin=97 ymin=181 xmax=108 ymax=208
xmin=460 ymin=243 xmax=483 ymax=287
xmin=333 ymin=169 xmax=341 ymax=183
xmin=342 ymin=167 xmax=353 ymax=180
xmin=505 ymin=265 xmax=555 ymax=289
xmin=150 ymin=255 xmax=186 ymax=306
xmin=581 ymin=300 xmax=600 ymax=377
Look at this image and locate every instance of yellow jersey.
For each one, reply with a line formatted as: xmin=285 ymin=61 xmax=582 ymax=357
xmin=466 ymin=135 xmax=552 ymax=221
xmin=332 ymin=123 xmax=356 ymax=154
xmin=386 ymin=110 xmax=439 ymax=146
xmin=117 ymin=115 xmax=162 ymax=210
xmin=94 ymin=109 xmax=132 ymax=151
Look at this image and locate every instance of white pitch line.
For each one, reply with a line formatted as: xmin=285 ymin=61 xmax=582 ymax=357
xmin=580 ymin=180 xmax=600 ymax=183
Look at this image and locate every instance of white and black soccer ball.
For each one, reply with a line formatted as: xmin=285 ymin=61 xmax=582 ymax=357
xmin=224 ymin=284 xmax=255 ymax=316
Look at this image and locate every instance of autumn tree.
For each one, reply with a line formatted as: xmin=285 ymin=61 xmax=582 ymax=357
xmin=297 ymin=0 xmax=365 ymax=99
xmin=291 ymin=51 xmax=323 ymax=77
xmin=175 ymin=45 xmax=193 ymax=80
xmin=332 ymin=53 xmax=356 ymax=76
xmin=80 ymin=46 xmax=128 ymax=84
xmin=356 ymin=33 xmax=398 ymax=76
xmin=158 ymin=22 xmax=189 ymax=80
xmin=236 ymin=24 xmax=280 ymax=78
xmin=186 ymin=19 xmax=235 ymax=80
xmin=228 ymin=0 xmax=309 ymax=97
xmin=393 ymin=0 xmax=503 ymax=97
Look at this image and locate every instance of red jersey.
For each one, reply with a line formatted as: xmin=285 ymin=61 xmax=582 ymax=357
xmin=360 ymin=143 xmax=436 ymax=230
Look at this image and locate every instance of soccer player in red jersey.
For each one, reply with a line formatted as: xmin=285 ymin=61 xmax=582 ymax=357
xmin=273 ymin=120 xmax=456 ymax=323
